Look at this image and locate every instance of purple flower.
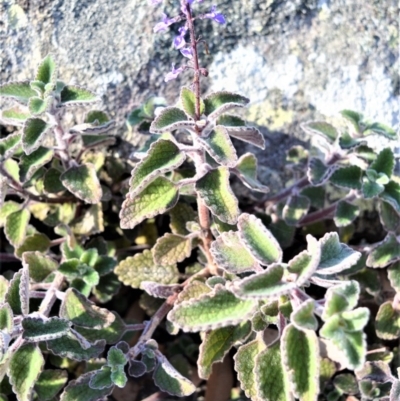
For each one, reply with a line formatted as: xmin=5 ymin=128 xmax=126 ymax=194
xmin=165 ymin=64 xmax=184 ymax=82
xmin=154 ymin=13 xmax=175 ymax=33
xmin=173 ymin=26 xmax=188 ymax=49
xmin=204 ymin=5 xmax=226 ymax=24
xmin=180 ymin=47 xmax=193 ymax=59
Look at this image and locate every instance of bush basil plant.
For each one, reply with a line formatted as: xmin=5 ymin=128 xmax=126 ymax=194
xmin=0 ymin=0 xmax=399 ymax=400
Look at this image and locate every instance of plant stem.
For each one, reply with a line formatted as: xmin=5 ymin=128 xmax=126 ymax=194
xmin=38 ymin=272 xmax=64 ymax=316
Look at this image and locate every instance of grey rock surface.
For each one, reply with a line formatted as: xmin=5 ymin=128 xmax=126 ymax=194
xmin=1 ymin=0 xmax=398 ymax=193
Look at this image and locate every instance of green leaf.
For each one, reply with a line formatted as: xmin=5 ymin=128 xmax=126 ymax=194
xmin=380 ymin=180 xmax=400 ymax=213
xmin=152 ymin=233 xmax=192 ymax=266
xmin=379 ymin=200 xmax=400 ymax=232
xmin=8 ymin=343 xmax=44 ymax=401
xmin=60 ymin=371 xmax=113 ymax=401
xmin=334 ymin=201 xmax=359 ymax=227
xmin=0 ymin=303 xmax=13 ymax=334
xmin=60 ymin=163 xmax=102 ymax=204
xmin=128 ymin=139 xmax=185 ymax=198
xmin=388 ymin=262 xmax=400 ymax=293
xmin=176 ymin=280 xmax=211 ymax=304
xmin=107 ymin=346 xmax=127 ymax=367
xmin=43 ymin=168 xmax=64 ymax=193
xmin=153 ymin=356 xmax=196 ymax=396
xmin=21 ymin=252 xmax=57 ymax=282
xmin=330 ymin=165 xmax=363 ymax=189
xmin=338 ymin=131 xmax=365 ymax=149
xmin=217 ymin=114 xmax=246 ymax=127
xmin=22 ymin=316 xmax=71 ymax=341
xmin=317 ymin=232 xmax=361 ymax=274
xmin=180 ymin=86 xmax=204 ymax=118
xmin=234 ymin=336 xmax=266 ymax=399
xmin=233 ymin=263 xmax=295 ymax=300
xmin=5 ymin=270 xmax=25 ymax=315
xmin=111 ymin=365 xmax=127 ymax=388
xmin=210 ymin=230 xmax=261 ymax=273
xmin=363 ymin=121 xmax=398 ymax=140
xmin=238 ymin=213 xmax=282 ymax=265
xmin=281 ymin=324 xmax=320 ymax=401
xmin=4 ymin=209 xmax=30 ymax=247
xmin=362 ymin=177 xmax=385 ymax=198
xmin=322 ymin=281 xmax=360 ymax=320
xmin=93 ymin=273 xmax=121 ymax=303
xmin=74 ymin=311 xmax=127 ymax=344
xmin=47 ymin=333 xmax=106 ymax=361
xmin=307 ymin=158 xmax=334 ymax=186
xmin=375 ymin=301 xmax=400 ymax=340
xmin=333 ymin=373 xmax=358 ymax=395
xmin=60 ymin=288 xmax=115 ymax=329
xmin=0 ymin=81 xmax=36 ymax=104
xmin=28 ymin=97 xmax=48 ymax=116
xmin=168 ymin=285 xmax=256 ymax=332
xmin=1 ymin=107 xmax=29 ymax=126
xmin=283 ymin=195 xmax=310 ymax=225
xmin=204 ymin=91 xmax=249 ymax=117
xmin=0 ymin=276 xmax=8 ymax=303
xmin=0 ymin=133 xmax=22 ymax=159
xmin=366 ymin=233 xmax=400 ymax=268
xmin=120 ymin=177 xmax=179 ymax=229
xmin=198 ymin=126 xmax=237 ymax=167
xmin=340 ymin=110 xmax=363 ymax=132
xmin=89 ymin=366 xmax=113 ymax=390
xmin=60 ymin=85 xmax=98 ymax=105
xmin=291 ymin=299 xmax=318 ymax=331
xmin=340 ymin=308 xmax=370 ymax=332
xmin=115 ymin=249 xmax=179 ymax=289
xmin=302 ymin=121 xmax=338 ymax=142
xmin=35 ymin=55 xmax=57 ymax=87
xmin=195 ymin=167 xmax=239 ymax=224
xmin=234 ymin=152 xmax=269 ymax=192
xmin=255 ymin=343 xmax=290 ymax=401
xmin=198 ymin=321 xmax=251 ymax=379
xmin=370 ymin=148 xmax=395 ymax=177
xmin=15 ymin=233 xmax=51 ymax=258
xmin=0 ymin=201 xmax=23 ymax=228
xmin=150 ymin=107 xmax=193 ymax=133
xmin=35 ymin=369 xmax=68 ymax=401
xmin=19 ymin=147 xmax=53 ymax=183
xmin=226 ymin=126 xmax=265 ymax=149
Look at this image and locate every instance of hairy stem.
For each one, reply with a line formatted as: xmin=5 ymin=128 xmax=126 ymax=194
xmin=38 ymin=272 xmax=64 ymax=316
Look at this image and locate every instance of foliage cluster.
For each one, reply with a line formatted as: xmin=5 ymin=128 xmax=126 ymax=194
xmin=0 ymin=1 xmax=399 ymax=400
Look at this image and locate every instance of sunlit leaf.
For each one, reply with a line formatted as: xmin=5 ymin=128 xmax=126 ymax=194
xmin=152 ymin=233 xmax=192 ymax=266
xmin=375 ymin=301 xmax=400 ymax=340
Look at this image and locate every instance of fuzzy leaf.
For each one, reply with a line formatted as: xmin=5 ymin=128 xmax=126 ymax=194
xmin=283 ymin=195 xmax=310 ymax=225
xmin=169 ymin=202 xmax=197 ymax=235
xmin=375 ymin=301 xmax=400 ymax=340
xmin=60 ymin=85 xmax=98 ymax=105
xmin=233 ymin=263 xmax=295 ymax=300
xmin=379 ymin=201 xmax=400 ymax=232
xmin=334 ymin=201 xmax=359 ymax=227
xmin=204 ymin=91 xmax=249 ymax=118
xmin=19 ymin=147 xmax=53 ymax=182
xmin=153 ymin=357 xmax=196 ymax=396
xmin=8 ymin=343 xmax=44 ymax=401
xmin=43 ymin=168 xmax=64 ymax=193
xmin=322 ymin=281 xmax=360 ymax=320
xmin=152 ymin=233 xmax=192 ymax=266
xmin=0 ymin=303 xmax=13 ymax=334
xmin=180 ymin=86 xmax=204 ymax=118
xmin=60 ymin=371 xmax=113 ymax=401
xmin=0 ymin=132 xmax=22 ymax=158
xmin=366 ymin=234 xmax=400 ymax=268
xmin=22 ymin=117 xmax=52 ymax=155
xmin=129 ymin=139 xmax=185 ymax=198
xmin=302 ymin=121 xmax=338 ymax=142
xmin=4 ymin=209 xmax=30 ymax=247
xmin=46 ymin=333 xmax=106 ymax=361
xmin=115 ymin=249 xmax=179 ymax=289
xmin=22 ymin=316 xmax=71 ymax=341
xmin=210 ymin=230 xmax=260 ymax=273
xmin=198 ymin=126 xmax=237 ymax=167
xmin=5 ymin=270 xmax=25 ymax=315
xmin=281 ymin=324 xmax=320 ymax=401
xmin=362 ymin=176 xmax=385 ymax=198
xmin=35 ymin=54 xmax=57 ymax=86
xmin=0 ymin=201 xmax=21 ymax=227
xmin=28 ymin=97 xmax=48 ymax=116
xmin=226 ymin=126 xmax=265 ymax=149
xmin=307 ymin=158 xmax=334 ymax=186
xmin=35 ymin=369 xmax=68 ymax=401
xmin=1 ymin=107 xmax=30 ymax=126
xmin=168 ymin=285 xmax=256 ymax=332
xmin=255 ymin=343 xmax=290 ymax=401
xmin=196 ymin=167 xmax=239 ymax=224
xmin=234 ymin=337 xmax=266 ymax=399
xmin=388 ymin=262 xmax=400 ymax=293
xmin=333 ymin=373 xmax=359 ymax=395
xmin=0 ymin=81 xmax=36 ymax=104
xmin=380 ymin=180 xmax=400 ymax=213
xmin=176 ymin=280 xmax=211 ymax=304
xmin=317 ymin=232 xmax=361 ymax=274
xmin=238 ymin=213 xmax=282 ymax=265
xmin=370 ymin=148 xmax=395 ymax=177
xmin=330 ymin=165 xmax=363 ymax=189
xmin=198 ymin=321 xmax=251 ymax=379
xmin=15 ymin=232 xmax=50 ymax=259
xmin=60 ymin=288 xmax=115 ymax=329
xmin=150 ymin=107 xmax=191 ymax=133
xmin=234 ymin=152 xmax=269 ymax=192
xmin=60 ymin=163 xmax=102 ymax=204
xmin=291 ymin=299 xmax=318 ymax=331
xmin=120 ymin=177 xmax=179 ymax=229
xmin=364 ymin=122 xmax=397 ymax=139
